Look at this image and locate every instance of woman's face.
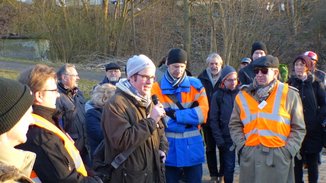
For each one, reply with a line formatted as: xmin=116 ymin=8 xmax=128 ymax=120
xmin=294 ymin=59 xmax=308 ymax=78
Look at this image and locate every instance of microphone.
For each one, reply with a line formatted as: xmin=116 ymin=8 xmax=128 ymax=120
xmin=151 ymin=94 xmax=167 ymax=128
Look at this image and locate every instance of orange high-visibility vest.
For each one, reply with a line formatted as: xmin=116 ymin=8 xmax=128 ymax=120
xmin=235 ymin=81 xmax=291 ymax=147
xmin=30 ymin=113 xmax=87 ymax=181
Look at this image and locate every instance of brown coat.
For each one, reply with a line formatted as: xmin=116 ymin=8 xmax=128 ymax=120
xmin=101 ymin=89 xmax=168 ymax=183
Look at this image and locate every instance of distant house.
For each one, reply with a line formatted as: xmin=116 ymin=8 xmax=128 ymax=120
xmin=0 ymin=34 xmax=49 ymax=61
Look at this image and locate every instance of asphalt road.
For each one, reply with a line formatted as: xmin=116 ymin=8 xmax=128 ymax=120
xmin=0 ymin=60 xmax=104 ymax=82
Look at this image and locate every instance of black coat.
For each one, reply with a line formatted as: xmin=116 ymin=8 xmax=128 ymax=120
xmin=209 ymin=87 xmax=239 ymax=146
xmin=198 ymin=69 xmax=220 ymax=125
xmin=238 ymin=63 xmax=255 ymax=85
xmin=16 ymin=105 xmax=101 ymax=183
xmin=288 ymin=75 xmax=326 ymax=153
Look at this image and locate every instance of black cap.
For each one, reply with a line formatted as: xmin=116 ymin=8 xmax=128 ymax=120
xmin=167 ymin=48 xmax=188 ymax=65
xmin=253 ymin=55 xmax=279 ymax=68
xmin=251 ymin=41 xmax=267 ymax=56
xmin=105 ymin=63 xmax=121 ymax=71
xmin=0 ymin=77 xmax=33 ymax=135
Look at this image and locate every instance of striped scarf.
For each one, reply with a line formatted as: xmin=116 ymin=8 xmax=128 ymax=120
xmin=164 ymin=70 xmax=187 ymax=88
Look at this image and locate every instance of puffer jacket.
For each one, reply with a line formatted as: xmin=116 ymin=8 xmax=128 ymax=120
xmin=101 ymin=88 xmax=168 ymax=183
xmin=288 ymin=74 xmax=326 ymax=153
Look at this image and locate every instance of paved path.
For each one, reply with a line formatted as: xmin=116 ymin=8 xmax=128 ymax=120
xmin=201 ymin=151 xmax=326 ymax=182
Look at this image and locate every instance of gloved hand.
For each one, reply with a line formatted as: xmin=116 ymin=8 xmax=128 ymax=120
xmin=159 ymin=150 xmax=166 ymax=163
xmin=165 ymin=109 xmax=176 ymax=120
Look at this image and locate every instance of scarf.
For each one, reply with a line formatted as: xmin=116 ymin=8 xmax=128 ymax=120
xmin=252 ymin=79 xmax=277 ymax=102
xmin=116 ymin=78 xmax=151 ymax=107
xmin=164 ymin=69 xmax=187 ymax=88
xmin=206 ymin=68 xmax=220 ymax=86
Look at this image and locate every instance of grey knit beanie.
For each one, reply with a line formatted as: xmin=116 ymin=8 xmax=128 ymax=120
xmin=126 ymin=54 xmax=156 ymax=78
xmin=0 ymin=77 xmax=34 ymax=135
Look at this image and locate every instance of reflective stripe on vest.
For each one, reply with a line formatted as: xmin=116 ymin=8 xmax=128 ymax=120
xmin=236 ymin=81 xmax=291 ymax=147
xmin=32 ymin=114 xmax=88 ymax=176
xmin=165 ymin=130 xmax=201 ymax=139
xmin=31 ymin=170 xmax=42 ymax=183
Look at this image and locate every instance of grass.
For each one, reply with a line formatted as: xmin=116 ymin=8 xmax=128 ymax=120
xmin=0 ymin=69 xmax=97 ymax=100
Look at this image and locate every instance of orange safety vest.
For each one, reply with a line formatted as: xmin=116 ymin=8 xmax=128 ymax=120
xmin=30 ymin=113 xmax=87 ymax=182
xmin=235 ymin=81 xmax=291 ymax=147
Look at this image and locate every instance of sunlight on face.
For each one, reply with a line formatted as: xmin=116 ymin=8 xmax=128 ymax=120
xmin=168 ymin=63 xmax=186 ymax=79
xmin=6 ymin=106 xmax=33 ymax=146
xmin=255 ymin=68 xmax=278 ymax=86
xmin=130 ymin=67 xmax=156 ymax=97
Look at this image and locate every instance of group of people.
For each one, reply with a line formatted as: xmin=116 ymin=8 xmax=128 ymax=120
xmin=0 ymin=41 xmax=325 ymax=183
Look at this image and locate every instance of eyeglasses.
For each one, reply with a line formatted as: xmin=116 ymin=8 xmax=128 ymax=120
xmin=43 ymin=89 xmax=58 ymax=92
xmin=225 ymin=78 xmax=237 ymax=82
xmin=65 ymin=74 xmax=79 ymax=77
xmin=136 ymin=73 xmax=155 ymax=81
xmin=254 ymin=68 xmax=269 ymax=75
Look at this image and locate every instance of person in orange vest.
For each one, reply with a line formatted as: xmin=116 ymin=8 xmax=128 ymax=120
xmin=229 ymin=55 xmax=306 ymax=183
xmin=16 ymin=64 xmax=103 ymax=183
xmin=152 ymin=48 xmax=209 ymax=183
xmin=0 ymin=77 xmax=35 ymax=183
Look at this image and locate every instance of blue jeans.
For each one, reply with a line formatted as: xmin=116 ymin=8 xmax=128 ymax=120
xmin=218 ymin=143 xmax=236 ymax=183
xmin=165 ymin=164 xmax=203 ymax=183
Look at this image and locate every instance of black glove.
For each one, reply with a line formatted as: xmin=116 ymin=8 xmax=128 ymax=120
xmin=166 ymin=109 xmax=176 ymax=120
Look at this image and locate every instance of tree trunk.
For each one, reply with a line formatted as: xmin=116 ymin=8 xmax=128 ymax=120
xmin=183 ymin=0 xmax=191 ymax=68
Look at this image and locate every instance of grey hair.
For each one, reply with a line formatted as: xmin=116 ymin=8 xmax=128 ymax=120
xmin=56 ymin=64 xmax=76 ymax=82
xmin=206 ymin=53 xmax=223 ymax=64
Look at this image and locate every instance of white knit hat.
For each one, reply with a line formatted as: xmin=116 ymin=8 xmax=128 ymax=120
xmin=126 ymin=54 xmax=156 ymax=78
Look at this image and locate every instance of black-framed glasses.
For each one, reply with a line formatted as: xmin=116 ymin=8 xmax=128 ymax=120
xmin=136 ymin=73 xmax=155 ymax=81
xmin=254 ymin=67 xmax=269 ymax=75
xmin=43 ymin=89 xmax=59 ymax=92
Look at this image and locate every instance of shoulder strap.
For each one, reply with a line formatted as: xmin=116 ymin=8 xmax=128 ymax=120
xmin=166 ymin=94 xmax=184 ymax=109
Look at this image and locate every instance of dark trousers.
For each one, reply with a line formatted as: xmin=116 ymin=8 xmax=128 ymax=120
xmin=295 ymin=152 xmax=319 ymax=183
xmin=165 ymin=164 xmax=203 ymax=183
xmin=219 ymin=143 xmax=236 ymax=183
xmin=202 ymin=125 xmax=219 ymax=177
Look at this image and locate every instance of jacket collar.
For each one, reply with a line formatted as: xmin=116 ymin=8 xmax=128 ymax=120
xmin=0 ymin=144 xmax=35 ymax=177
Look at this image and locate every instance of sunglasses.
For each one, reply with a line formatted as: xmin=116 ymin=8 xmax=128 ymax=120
xmin=254 ymin=67 xmax=269 ymax=75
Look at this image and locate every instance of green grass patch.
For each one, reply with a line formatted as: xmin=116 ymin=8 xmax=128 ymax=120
xmin=0 ymin=69 xmax=96 ymax=100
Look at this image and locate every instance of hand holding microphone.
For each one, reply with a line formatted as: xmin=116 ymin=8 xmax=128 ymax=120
xmin=151 ymin=95 xmax=167 ymax=128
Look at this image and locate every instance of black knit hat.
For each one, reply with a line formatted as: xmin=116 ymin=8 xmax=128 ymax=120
xmin=105 ymin=63 xmax=121 ymax=71
xmin=0 ymin=77 xmax=34 ymax=135
xmin=167 ymin=48 xmax=188 ymax=65
xmin=251 ymin=41 xmax=267 ymax=56
xmin=253 ymin=55 xmax=279 ymax=68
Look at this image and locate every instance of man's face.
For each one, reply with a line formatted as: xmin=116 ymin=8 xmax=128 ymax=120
xmin=223 ymin=73 xmax=238 ymax=90
xmin=252 ymin=50 xmax=266 ymax=61
xmin=106 ymin=69 xmax=121 ymax=81
xmin=62 ymin=67 xmax=79 ymax=89
xmin=294 ymin=60 xmax=308 ymax=78
xmin=208 ymin=58 xmax=223 ymax=75
xmin=130 ymin=67 xmax=155 ymax=97
xmin=37 ymin=77 xmax=60 ymax=109
xmin=254 ymin=67 xmax=278 ymax=86
xmin=7 ymin=106 xmax=33 ymax=146
xmin=168 ymin=63 xmax=186 ymax=79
